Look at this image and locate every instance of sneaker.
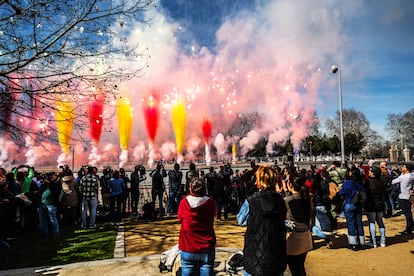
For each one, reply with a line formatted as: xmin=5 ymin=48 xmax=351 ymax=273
xmin=380 ymin=243 xmax=386 ymax=247
xmin=89 ymin=224 xmax=97 ymax=229
xmin=326 ymin=241 xmax=334 ymax=249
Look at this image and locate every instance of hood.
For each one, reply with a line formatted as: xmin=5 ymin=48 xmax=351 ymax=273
xmin=186 ymin=195 xmax=210 ymax=209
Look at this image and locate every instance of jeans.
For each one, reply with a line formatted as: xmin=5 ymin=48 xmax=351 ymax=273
xmin=366 ymin=211 xmax=385 ymax=245
xmin=344 ymin=202 xmax=364 ymax=237
xmin=314 ymin=205 xmax=334 ymax=233
xmin=399 ymin=199 xmax=413 ymax=232
xmin=180 ymin=250 xmax=215 ymax=276
xmin=110 ymin=194 xmax=122 ymax=223
xmin=81 ymin=197 xmax=97 ymax=227
xmin=215 ymin=196 xmax=229 ymax=220
xmin=131 ymin=192 xmax=140 ymax=214
xmin=167 ymin=190 xmax=179 ymax=214
xmin=38 ymin=204 xmax=59 ymax=237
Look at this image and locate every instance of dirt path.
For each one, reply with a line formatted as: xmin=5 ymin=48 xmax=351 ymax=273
xmin=124 ymin=212 xmax=414 ymax=276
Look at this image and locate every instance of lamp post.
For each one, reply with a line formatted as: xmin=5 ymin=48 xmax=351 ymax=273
xmin=331 ymin=65 xmax=345 ymax=168
xmin=308 ymin=141 xmax=313 ymax=162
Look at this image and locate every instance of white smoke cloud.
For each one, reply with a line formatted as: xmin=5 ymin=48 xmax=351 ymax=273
xmin=4 ymin=1 xmax=361 ymax=169
xmin=240 ymin=130 xmax=261 ymax=156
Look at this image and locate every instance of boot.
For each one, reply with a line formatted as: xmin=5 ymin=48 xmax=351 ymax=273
xmin=369 ymin=223 xmax=377 ymax=247
xmin=348 ymin=235 xmax=358 ymax=251
xmin=379 ymin=228 xmax=386 ymax=247
xmin=359 ymin=236 xmax=366 ymax=249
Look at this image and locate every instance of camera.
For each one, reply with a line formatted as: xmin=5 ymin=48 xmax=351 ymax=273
xmin=135 ymin=165 xmax=146 ymax=177
xmin=103 ymin=165 xmax=113 ymax=179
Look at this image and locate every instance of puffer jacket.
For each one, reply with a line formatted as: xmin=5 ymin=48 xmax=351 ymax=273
xmin=243 ymin=190 xmax=287 ymax=276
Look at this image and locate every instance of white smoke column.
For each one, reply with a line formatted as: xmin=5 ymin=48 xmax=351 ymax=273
xmin=147 ymin=143 xmax=154 ymax=168
xmin=186 ymin=136 xmax=202 ymax=161
xmin=119 ymin=149 xmax=128 ymax=168
xmin=177 ymin=154 xmax=184 ymax=165
xmin=24 ymin=136 xmax=38 ymax=167
xmin=100 ymin=143 xmax=119 ymax=164
xmin=214 ymin=133 xmax=227 ymax=157
xmin=57 ymin=153 xmax=71 ymax=168
xmin=88 ymin=146 xmax=102 ymax=167
xmin=205 ymin=144 xmax=211 ymax=166
xmin=267 ymin=129 xmax=291 ymax=153
xmin=133 ymin=142 xmax=146 ymax=162
xmin=240 ymin=130 xmax=261 ymax=157
xmin=159 ymin=142 xmax=176 ymax=163
xmin=0 ymin=137 xmax=8 ymax=168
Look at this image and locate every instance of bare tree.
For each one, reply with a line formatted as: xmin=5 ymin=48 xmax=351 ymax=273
xmin=0 ymin=0 xmax=155 ymax=145
xmin=386 ymin=108 xmax=414 ymax=151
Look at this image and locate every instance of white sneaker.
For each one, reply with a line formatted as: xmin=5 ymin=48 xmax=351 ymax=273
xmin=380 ymin=243 xmax=386 ymax=247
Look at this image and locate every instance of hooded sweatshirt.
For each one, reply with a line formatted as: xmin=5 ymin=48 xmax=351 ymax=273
xmin=178 ymin=194 xmax=216 ymax=253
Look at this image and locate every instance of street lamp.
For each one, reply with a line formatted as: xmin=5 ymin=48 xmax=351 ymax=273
xmin=308 ymin=141 xmax=313 ymax=162
xmin=331 ymin=65 xmax=345 ymax=168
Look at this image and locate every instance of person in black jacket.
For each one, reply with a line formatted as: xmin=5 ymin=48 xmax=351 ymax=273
xmin=150 ymin=162 xmax=167 ymax=216
xmin=365 ymin=166 xmax=387 ymax=247
xmin=242 ymin=165 xmax=287 ymax=276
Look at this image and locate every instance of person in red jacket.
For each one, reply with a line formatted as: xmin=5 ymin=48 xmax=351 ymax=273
xmin=178 ymin=177 xmax=216 ymax=276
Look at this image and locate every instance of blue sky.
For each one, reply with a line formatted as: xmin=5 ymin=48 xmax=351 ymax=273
xmin=155 ymin=0 xmax=414 ymax=140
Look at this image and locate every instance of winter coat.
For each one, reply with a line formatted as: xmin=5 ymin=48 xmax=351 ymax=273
xmin=243 ymin=189 xmax=287 ymax=276
xmin=364 ymin=177 xmax=386 ymax=212
xmin=178 ymin=194 xmax=216 ymax=253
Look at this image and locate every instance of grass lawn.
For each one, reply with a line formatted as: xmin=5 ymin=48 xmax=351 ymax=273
xmin=0 ymin=224 xmax=117 ymax=270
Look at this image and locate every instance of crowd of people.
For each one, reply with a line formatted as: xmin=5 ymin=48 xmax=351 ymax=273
xmin=175 ymin=160 xmax=414 ymax=275
xmin=1 ymin=159 xmax=413 ymax=275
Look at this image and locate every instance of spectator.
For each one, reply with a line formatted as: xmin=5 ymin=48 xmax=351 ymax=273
xmin=79 ymin=166 xmax=99 ymax=229
xmin=285 ymin=176 xmax=313 ymax=276
xmin=327 ymin=161 xmax=346 ymax=188
xmin=130 ymin=165 xmax=146 ymax=216
xmin=38 ymin=172 xmax=61 ymax=238
xmin=185 ymin=162 xmax=198 ymax=193
xmin=167 ymin=163 xmax=183 ymax=215
xmin=338 ymin=166 xmax=366 ymax=250
xmin=391 ymin=163 xmax=414 ymax=235
xmin=312 ymin=170 xmax=336 ymax=248
xmin=119 ymin=168 xmax=130 ymax=216
xmin=150 ymin=162 xmax=167 ymax=216
xmin=60 ymin=174 xmax=79 ymax=225
xmin=178 ymin=177 xmax=216 ymax=276
xmin=109 ymin=170 xmax=126 ymax=224
xmin=0 ymin=178 xmax=16 ymax=247
xmin=365 ymin=166 xmax=387 ymax=247
xmin=213 ymin=166 xmax=230 ymax=221
xmin=240 ymin=165 xmax=287 ymax=276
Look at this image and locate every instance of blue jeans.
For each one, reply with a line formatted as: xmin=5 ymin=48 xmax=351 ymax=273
xmin=180 ymin=250 xmax=215 ymax=276
xmin=38 ymin=204 xmax=59 ymax=237
xmin=344 ymin=202 xmax=364 ymax=237
xmin=81 ymin=197 xmax=97 ymax=227
xmin=314 ymin=205 xmax=334 ymax=233
xmin=167 ymin=190 xmax=179 ymax=214
xmin=366 ymin=211 xmax=385 ymax=244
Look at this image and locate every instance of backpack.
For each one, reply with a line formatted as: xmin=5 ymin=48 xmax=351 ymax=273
xmin=226 ymin=251 xmax=244 ymax=274
xmin=328 ymin=182 xmax=339 ymax=200
xmin=351 ymin=189 xmax=367 ymax=207
xmin=159 ymin=244 xmax=181 ymax=275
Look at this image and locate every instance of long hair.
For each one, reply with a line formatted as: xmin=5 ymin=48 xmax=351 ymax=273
xmin=291 ymin=175 xmax=309 ymax=200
